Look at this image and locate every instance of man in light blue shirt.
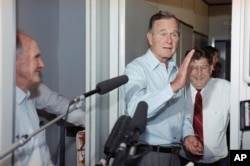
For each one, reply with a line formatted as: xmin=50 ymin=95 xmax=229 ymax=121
xmin=14 ymin=32 xmax=84 ymax=166
xmin=121 ymin=11 xmax=202 ymax=166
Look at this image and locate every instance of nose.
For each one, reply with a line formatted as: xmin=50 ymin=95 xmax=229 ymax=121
xmin=197 ymin=68 xmax=203 ymax=75
xmin=39 ymin=58 xmax=45 ymax=68
xmin=165 ymin=33 xmax=172 ymax=43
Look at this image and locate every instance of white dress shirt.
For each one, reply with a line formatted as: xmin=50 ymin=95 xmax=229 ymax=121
xmin=180 ymin=78 xmax=230 ymax=163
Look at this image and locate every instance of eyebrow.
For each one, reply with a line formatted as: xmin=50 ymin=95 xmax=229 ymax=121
xmin=158 ymin=29 xmax=179 ymax=33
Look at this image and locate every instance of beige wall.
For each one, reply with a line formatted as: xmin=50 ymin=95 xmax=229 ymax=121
xmin=193 ymin=0 xmax=209 ymax=35
xmin=146 ymin=0 xmax=209 ymax=35
xmin=209 ymin=5 xmax=232 ymax=39
xmin=145 ymin=0 xmax=232 ymax=40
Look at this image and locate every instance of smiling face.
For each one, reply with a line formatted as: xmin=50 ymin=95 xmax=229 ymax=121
xmin=147 ymin=18 xmax=179 ymax=63
xmin=16 ymin=33 xmax=45 ymax=92
xmin=189 ymin=55 xmax=213 ymax=90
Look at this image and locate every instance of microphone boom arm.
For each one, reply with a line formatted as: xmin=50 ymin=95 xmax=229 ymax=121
xmin=84 ymin=89 xmax=99 ymax=98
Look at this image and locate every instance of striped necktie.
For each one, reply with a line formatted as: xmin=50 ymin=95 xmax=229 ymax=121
xmin=193 ymin=89 xmax=204 ymax=160
xmin=193 ymin=89 xmax=203 ymax=144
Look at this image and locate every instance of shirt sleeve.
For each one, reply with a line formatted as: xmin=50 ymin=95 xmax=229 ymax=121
xmin=31 ymin=83 xmax=85 ymax=127
xmin=182 ymin=93 xmax=195 ymax=139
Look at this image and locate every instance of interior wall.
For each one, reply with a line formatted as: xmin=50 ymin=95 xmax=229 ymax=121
xmin=209 ymin=5 xmax=232 ymax=40
xmin=178 ymin=22 xmax=193 ymax=65
xmin=58 ymin=0 xmax=86 ymax=99
xmin=125 ymin=0 xmax=157 ymax=64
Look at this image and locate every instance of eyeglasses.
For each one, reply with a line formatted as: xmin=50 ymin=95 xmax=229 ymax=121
xmin=190 ymin=65 xmax=210 ymax=73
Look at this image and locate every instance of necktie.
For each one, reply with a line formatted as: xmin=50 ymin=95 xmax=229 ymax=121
xmin=193 ymin=89 xmax=203 ymax=144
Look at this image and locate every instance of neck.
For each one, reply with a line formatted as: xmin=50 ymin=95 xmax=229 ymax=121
xmin=16 ymin=80 xmax=30 ymax=93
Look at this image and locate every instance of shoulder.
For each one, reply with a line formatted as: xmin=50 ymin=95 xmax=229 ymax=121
xmin=125 ymin=55 xmax=149 ymax=74
xmin=211 ymin=78 xmax=230 ymax=86
xmin=209 ymin=78 xmax=230 ymax=92
xmin=127 ymin=54 xmax=147 ymax=66
xmin=126 ymin=49 xmax=155 ymax=68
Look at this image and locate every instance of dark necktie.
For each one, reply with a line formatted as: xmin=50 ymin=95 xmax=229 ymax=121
xmin=193 ymin=89 xmax=203 ymax=145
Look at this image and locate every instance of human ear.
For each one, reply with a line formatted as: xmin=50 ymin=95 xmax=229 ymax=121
xmin=147 ymin=32 xmax=153 ymax=46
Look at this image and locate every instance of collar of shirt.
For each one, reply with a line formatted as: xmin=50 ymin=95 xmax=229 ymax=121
xmin=16 ymin=86 xmax=31 ymax=105
xmin=189 ymin=79 xmax=214 ymax=97
xmin=145 ymin=49 xmax=177 ymax=73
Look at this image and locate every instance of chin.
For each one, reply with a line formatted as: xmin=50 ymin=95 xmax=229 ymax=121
xmin=34 ymin=78 xmax=41 ymax=84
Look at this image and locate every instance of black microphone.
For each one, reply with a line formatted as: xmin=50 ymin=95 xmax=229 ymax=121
xmin=129 ymin=101 xmax=148 ymax=136
xmin=127 ymin=101 xmax=148 ymax=156
xmin=101 ymin=115 xmax=132 ymax=165
xmin=112 ymin=101 xmax=148 ymax=166
xmin=96 ymin=75 xmax=129 ymax=95
xmin=85 ymin=75 xmax=128 ymax=97
xmin=71 ymin=75 xmax=129 ymax=103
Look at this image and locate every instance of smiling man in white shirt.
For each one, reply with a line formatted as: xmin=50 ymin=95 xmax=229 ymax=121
xmin=179 ymin=48 xmax=230 ymax=166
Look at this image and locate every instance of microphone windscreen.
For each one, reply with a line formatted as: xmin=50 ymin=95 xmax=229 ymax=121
xmin=129 ymin=101 xmax=148 ymax=134
xmin=96 ymin=75 xmax=129 ymax=95
xmin=104 ymin=115 xmax=132 ymax=157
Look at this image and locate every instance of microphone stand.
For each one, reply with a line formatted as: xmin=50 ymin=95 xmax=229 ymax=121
xmin=0 ymin=97 xmax=85 ymax=160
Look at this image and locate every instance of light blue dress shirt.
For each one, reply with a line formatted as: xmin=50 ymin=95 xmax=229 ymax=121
xmin=31 ymin=83 xmax=85 ymax=126
xmin=15 ymin=87 xmax=52 ymax=166
xmin=14 ymin=84 xmax=85 ymax=165
xmin=121 ymin=49 xmax=193 ymax=146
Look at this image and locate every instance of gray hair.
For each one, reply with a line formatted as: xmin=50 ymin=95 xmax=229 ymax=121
xmin=148 ymin=10 xmax=180 ymax=34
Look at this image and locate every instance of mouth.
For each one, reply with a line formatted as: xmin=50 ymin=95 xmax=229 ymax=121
xmin=195 ymin=77 xmax=205 ymax=82
xmin=163 ymin=46 xmax=172 ymax=50
xmin=35 ymin=70 xmax=42 ymax=76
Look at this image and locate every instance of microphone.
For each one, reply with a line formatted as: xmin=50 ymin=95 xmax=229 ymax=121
xmin=71 ymin=75 xmax=129 ymax=103
xmin=128 ymin=101 xmax=148 ymax=139
xmin=112 ymin=101 xmax=148 ymax=166
xmin=95 ymin=115 xmax=131 ymax=165
xmin=127 ymin=101 xmax=148 ymax=156
xmin=103 ymin=115 xmax=132 ymax=164
xmin=96 ymin=75 xmax=129 ymax=95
